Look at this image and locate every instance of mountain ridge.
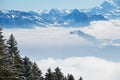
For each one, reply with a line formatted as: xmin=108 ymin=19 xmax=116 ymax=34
xmin=0 ymin=0 xmax=119 ymax=28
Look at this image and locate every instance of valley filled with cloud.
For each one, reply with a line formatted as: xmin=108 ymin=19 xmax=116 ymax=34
xmin=3 ymin=20 xmax=120 ymax=47
xmin=2 ymin=19 xmax=120 ymax=80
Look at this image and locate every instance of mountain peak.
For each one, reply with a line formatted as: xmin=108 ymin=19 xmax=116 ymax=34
xmin=49 ymin=9 xmax=58 ymax=15
xmin=105 ymin=0 xmax=120 ymax=6
xmin=112 ymin=0 xmax=120 ymax=6
xmin=100 ymin=0 xmax=120 ymax=10
xmin=72 ymin=9 xmax=80 ymax=14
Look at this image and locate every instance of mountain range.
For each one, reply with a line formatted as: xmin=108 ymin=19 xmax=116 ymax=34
xmin=0 ymin=0 xmax=119 ymax=28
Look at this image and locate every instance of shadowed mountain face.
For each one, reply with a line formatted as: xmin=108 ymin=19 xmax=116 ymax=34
xmin=0 ymin=0 xmax=119 ymax=28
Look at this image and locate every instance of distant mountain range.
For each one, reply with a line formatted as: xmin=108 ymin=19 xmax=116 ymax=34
xmin=91 ymin=0 xmax=120 ymax=19
xmin=0 ymin=0 xmax=119 ymax=28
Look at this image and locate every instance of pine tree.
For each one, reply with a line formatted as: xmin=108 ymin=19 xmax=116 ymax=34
xmin=7 ymin=34 xmax=25 ymax=80
xmin=45 ymin=68 xmax=55 ymax=80
xmin=0 ymin=28 xmax=6 ymax=55
xmin=54 ymin=67 xmax=64 ymax=80
xmin=23 ymin=57 xmax=44 ymax=80
xmin=79 ymin=77 xmax=83 ymax=80
xmin=67 ymin=74 xmax=74 ymax=80
xmin=64 ymin=76 xmax=67 ymax=80
xmin=0 ymin=28 xmax=6 ymax=79
xmin=0 ymin=28 xmax=14 ymax=80
xmin=31 ymin=62 xmax=43 ymax=80
xmin=23 ymin=56 xmax=33 ymax=80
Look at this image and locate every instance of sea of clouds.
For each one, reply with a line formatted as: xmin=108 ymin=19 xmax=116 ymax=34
xmin=2 ymin=20 xmax=120 ymax=80
xmin=36 ymin=57 xmax=120 ymax=80
xmin=3 ymin=19 xmax=120 ymax=47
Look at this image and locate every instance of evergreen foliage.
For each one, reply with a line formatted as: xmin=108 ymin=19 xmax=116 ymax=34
xmin=31 ymin=62 xmax=43 ymax=80
xmin=23 ymin=56 xmax=33 ymax=80
xmin=0 ymin=28 xmax=14 ymax=80
xmin=67 ymin=74 xmax=74 ymax=80
xmin=79 ymin=77 xmax=83 ymax=80
xmin=0 ymin=28 xmax=83 ymax=80
xmin=45 ymin=68 xmax=55 ymax=80
xmin=54 ymin=67 xmax=64 ymax=80
xmin=7 ymin=33 xmax=24 ymax=80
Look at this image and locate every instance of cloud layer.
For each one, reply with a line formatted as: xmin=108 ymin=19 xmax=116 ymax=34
xmin=81 ymin=20 xmax=120 ymax=40
xmin=36 ymin=57 xmax=120 ymax=80
xmin=2 ymin=20 xmax=120 ymax=61
xmin=2 ymin=20 xmax=120 ymax=80
xmin=3 ymin=20 xmax=120 ymax=47
xmin=3 ymin=27 xmax=88 ymax=47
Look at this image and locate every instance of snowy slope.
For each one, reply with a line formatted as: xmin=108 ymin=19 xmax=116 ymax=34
xmin=0 ymin=0 xmax=119 ymax=28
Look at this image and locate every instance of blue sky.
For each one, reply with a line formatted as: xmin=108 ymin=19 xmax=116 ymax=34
xmin=0 ymin=0 xmax=105 ymax=10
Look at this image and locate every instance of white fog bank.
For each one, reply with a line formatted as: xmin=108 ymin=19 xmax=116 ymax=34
xmin=36 ymin=57 xmax=120 ymax=80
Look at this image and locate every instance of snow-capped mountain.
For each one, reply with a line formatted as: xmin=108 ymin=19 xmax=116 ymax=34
xmin=0 ymin=10 xmax=47 ymax=28
xmin=0 ymin=9 xmax=106 ymax=28
xmin=91 ymin=0 xmax=120 ymax=19
xmin=58 ymin=9 xmax=90 ymax=27
xmin=0 ymin=0 xmax=119 ymax=28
